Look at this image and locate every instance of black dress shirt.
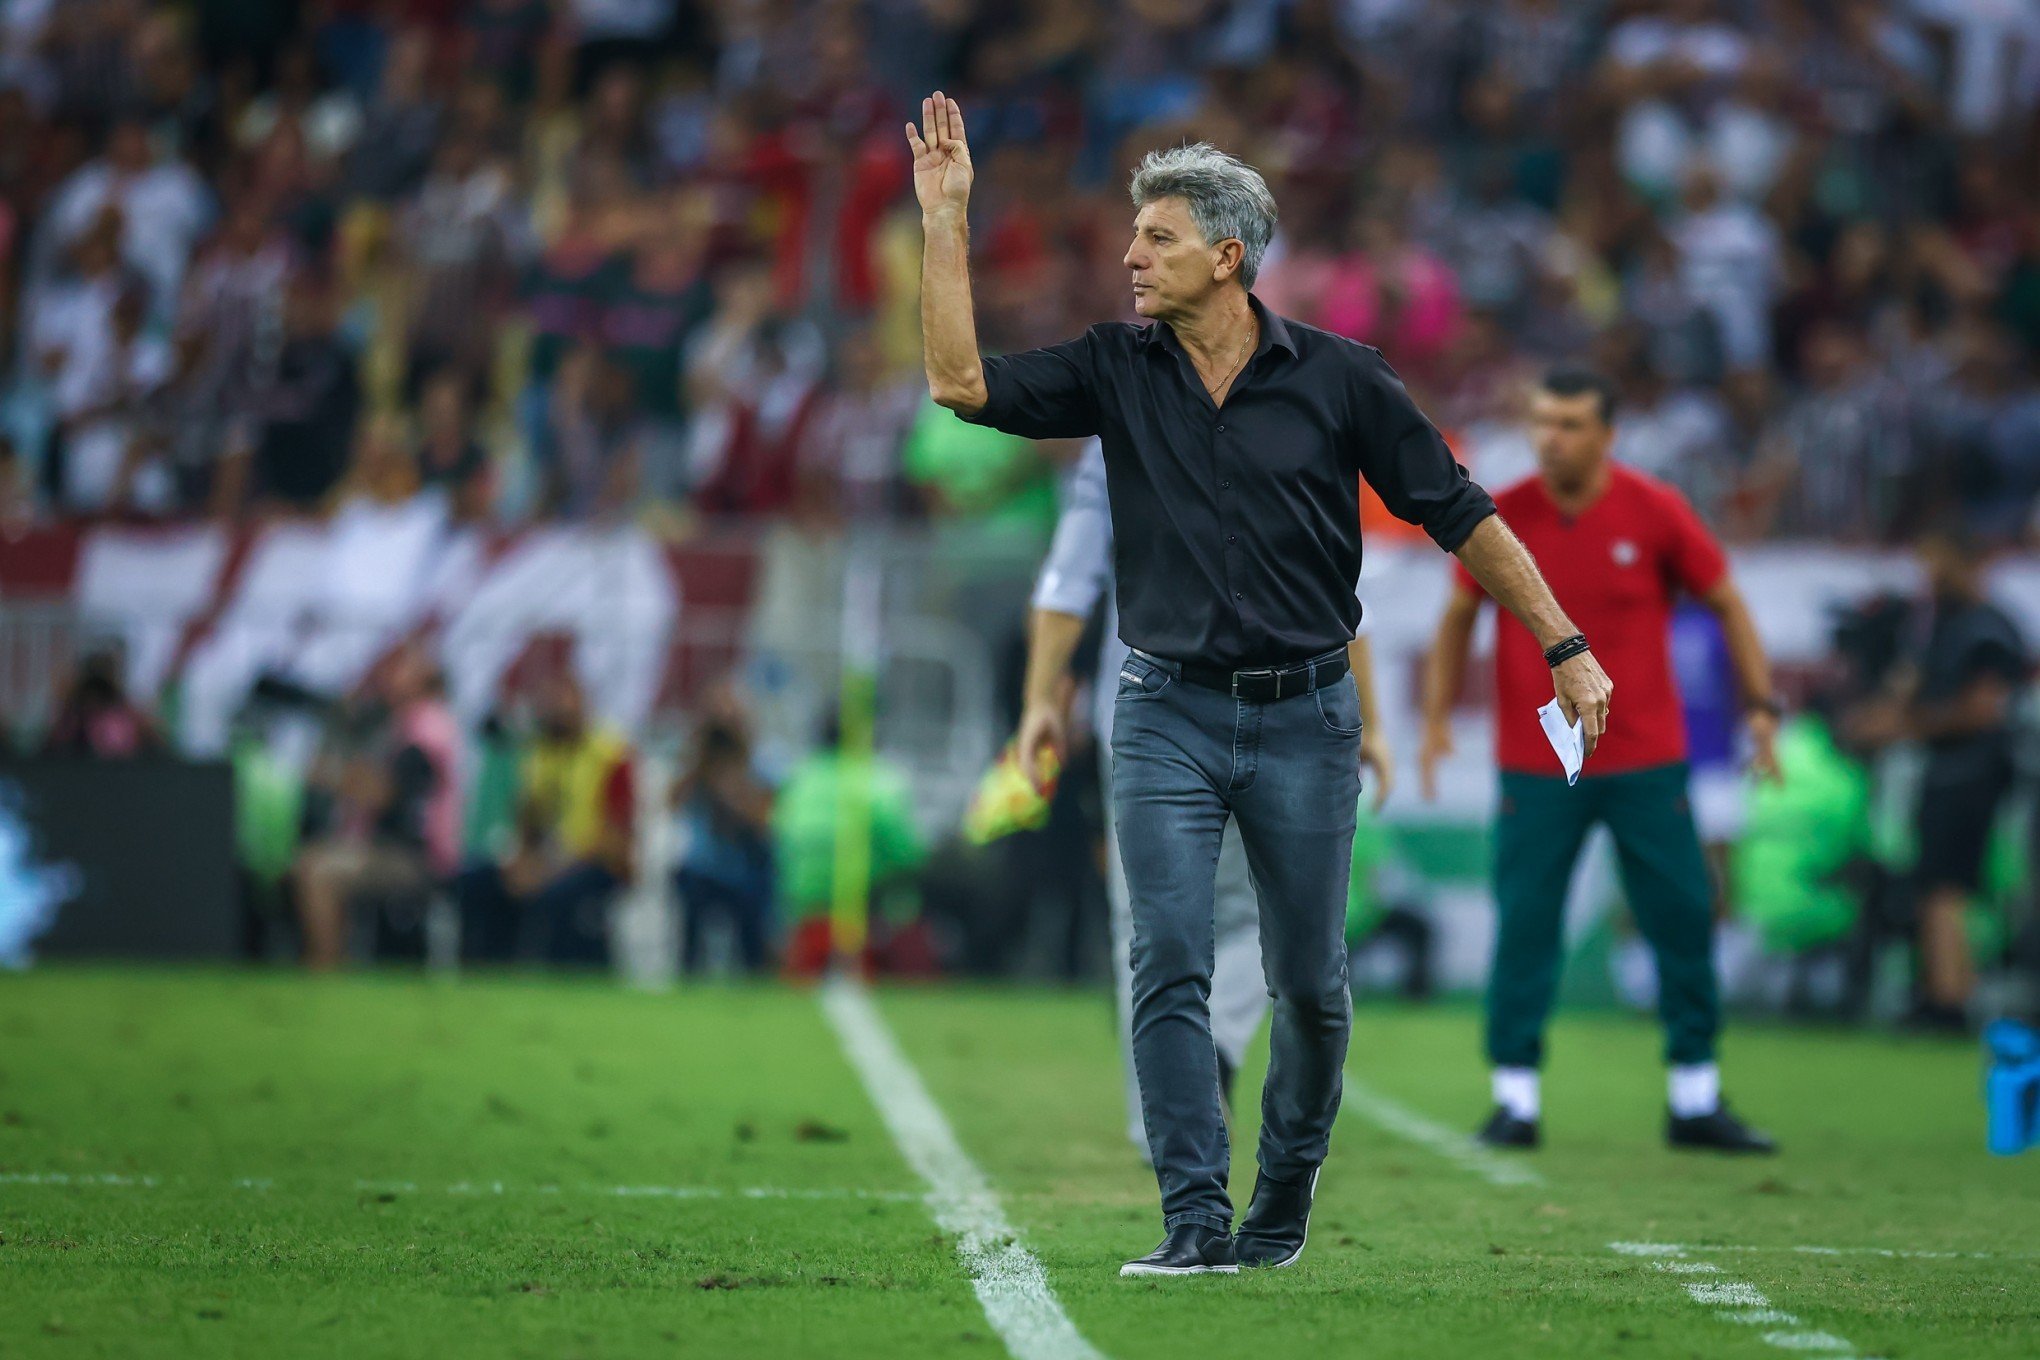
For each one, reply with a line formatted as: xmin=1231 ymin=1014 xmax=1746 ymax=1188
xmin=963 ymin=295 xmax=1496 ymax=669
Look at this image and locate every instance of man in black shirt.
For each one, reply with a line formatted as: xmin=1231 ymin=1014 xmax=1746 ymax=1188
xmin=1856 ymin=526 xmax=2030 ymax=1028
xmin=909 ymin=94 xmax=1612 ymax=1276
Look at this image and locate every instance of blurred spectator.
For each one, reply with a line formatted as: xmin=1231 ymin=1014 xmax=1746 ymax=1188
xmin=49 ymin=279 xmax=172 ymax=513
xmin=239 ymin=275 xmax=360 ymax=513
xmin=234 ymin=41 xmax=362 ymax=165
xmin=796 ymin=323 xmax=923 ymax=524
xmin=291 ymin=645 xmax=459 ymax=968
xmin=41 ymin=116 xmax=213 ymax=315
xmin=600 ymin=193 xmax=712 ymax=494
xmin=690 ymin=316 xmax=824 ymax=518
xmin=1755 ymin=320 xmax=1908 ymax=541
xmin=30 ymin=211 xmax=139 ymax=417
xmin=345 ymin=27 xmax=444 ymax=204
xmin=773 ymin=709 xmax=930 ymax=977
xmin=1259 ymin=207 xmax=1464 ymax=378
xmin=170 ymin=191 xmax=294 ymax=508
xmin=671 ymin=682 xmax=776 ymax=976
xmin=1666 ymin=165 xmax=1779 ymax=374
xmin=535 ymin=342 xmax=643 ymax=517
xmin=393 ymin=132 xmax=520 ymax=394
xmin=42 ymin=648 xmax=163 ymax=758
xmin=458 ymin=671 xmax=634 ymax=966
xmin=416 ymin=366 xmax=493 ymax=521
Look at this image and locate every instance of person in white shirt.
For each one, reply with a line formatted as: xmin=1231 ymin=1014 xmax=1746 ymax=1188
xmin=42 ymin=118 xmax=213 ymax=316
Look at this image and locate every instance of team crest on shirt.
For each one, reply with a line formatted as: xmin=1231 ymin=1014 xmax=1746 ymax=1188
xmin=1611 ymin=539 xmax=1639 ymax=566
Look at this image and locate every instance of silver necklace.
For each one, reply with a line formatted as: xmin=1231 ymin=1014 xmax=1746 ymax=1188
xmin=1203 ymin=327 xmax=1255 ymax=401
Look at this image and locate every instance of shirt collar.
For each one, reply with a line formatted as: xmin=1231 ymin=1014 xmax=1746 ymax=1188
xmin=1138 ymin=292 xmax=1298 ymax=359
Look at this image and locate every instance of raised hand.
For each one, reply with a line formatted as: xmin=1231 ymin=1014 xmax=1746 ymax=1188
xmin=906 ymin=91 xmax=973 ymax=216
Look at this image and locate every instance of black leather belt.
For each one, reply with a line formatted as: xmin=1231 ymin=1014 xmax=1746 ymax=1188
xmin=1166 ymin=647 xmax=1350 ymax=702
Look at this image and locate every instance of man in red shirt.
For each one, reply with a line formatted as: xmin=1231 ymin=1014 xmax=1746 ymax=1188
xmin=1420 ymin=368 xmax=1782 ymax=1153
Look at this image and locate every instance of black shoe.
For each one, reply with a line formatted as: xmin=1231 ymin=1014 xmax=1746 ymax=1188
xmin=1235 ymin=1167 xmax=1320 ymax=1268
xmin=1475 ymin=1105 xmax=1540 ymax=1149
xmin=1667 ymin=1100 xmax=1778 ymax=1154
xmin=1119 ymin=1223 xmax=1239 ymax=1277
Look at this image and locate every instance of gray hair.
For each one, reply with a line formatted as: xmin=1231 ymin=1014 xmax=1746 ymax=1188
xmin=1128 ymin=142 xmax=1278 ymax=290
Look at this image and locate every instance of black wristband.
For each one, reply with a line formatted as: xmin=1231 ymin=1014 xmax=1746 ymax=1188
xmin=1543 ymin=633 xmax=1591 ymax=668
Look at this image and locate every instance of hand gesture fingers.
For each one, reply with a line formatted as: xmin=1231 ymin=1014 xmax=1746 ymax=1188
xmin=909 ymin=92 xmax=972 ymax=212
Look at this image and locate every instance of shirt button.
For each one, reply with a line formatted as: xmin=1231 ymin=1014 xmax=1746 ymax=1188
xmin=1227 ymin=535 xmax=1237 ymax=544
xmin=1233 ymin=592 xmax=1243 ymax=600
xmin=1216 ymin=424 xmax=1226 ymax=432
xmin=1220 ymin=480 xmax=1231 ymax=489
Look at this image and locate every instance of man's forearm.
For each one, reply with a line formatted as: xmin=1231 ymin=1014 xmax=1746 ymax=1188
xmin=1023 ymin=608 xmax=1088 ymax=711
xmin=1707 ymin=584 xmax=1775 ymax=711
xmin=1451 ymin=515 xmax=1577 ymax=651
xmin=921 ymin=209 xmax=986 ymax=412
xmin=1422 ymin=610 xmax=1476 ymax=728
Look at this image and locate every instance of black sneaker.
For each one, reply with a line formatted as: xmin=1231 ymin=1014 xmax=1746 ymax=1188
xmin=1475 ymin=1105 xmax=1540 ymax=1149
xmin=1235 ymin=1167 xmax=1320 ymax=1269
xmin=1119 ymin=1223 xmax=1239 ymax=1277
xmin=1666 ymin=1100 xmax=1778 ymax=1154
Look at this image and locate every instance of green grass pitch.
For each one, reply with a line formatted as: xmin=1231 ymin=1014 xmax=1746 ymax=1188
xmin=2 ymin=969 xmax=2037 ymax=1358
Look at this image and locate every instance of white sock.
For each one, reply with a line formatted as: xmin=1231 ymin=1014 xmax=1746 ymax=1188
xmin=1492 ymin=1067 xmax=1540 ymax=1121
xmin=1668 ymin=1062 xmax=1721 ymax=1118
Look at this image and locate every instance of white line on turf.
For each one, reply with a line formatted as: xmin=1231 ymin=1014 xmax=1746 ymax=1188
xmin=1340 ymin=1078 xmax=1544 ymax=1187
xmin=821 ymin=975 xmax=1106 ymax=1360
xmin=1611 ymin=1240 xmax=2029 ymax=1263
xmin=1611 ymin=1242 xmax=1884 ymax=1360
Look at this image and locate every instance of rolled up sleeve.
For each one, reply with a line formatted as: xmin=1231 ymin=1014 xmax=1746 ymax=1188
xmin=1352 ymin=351 xmax=1497 ymax=552
xmin=961 ymin=330 xmax=1102 ymax=440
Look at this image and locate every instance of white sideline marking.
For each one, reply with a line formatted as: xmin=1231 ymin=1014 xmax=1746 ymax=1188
xmin=1611 ymin=1239 xmax=2028 ymax=1263
xmin=0 ymin=1172 xmax=158 ymax=1187
xmin=821 ymin=976 xmax=1106 ymax=1360
xmin=1341 ymin=1079 xmax=1544 ymax=1187
xmin=1612 ymin=1242 xmax=1884 ymax=1360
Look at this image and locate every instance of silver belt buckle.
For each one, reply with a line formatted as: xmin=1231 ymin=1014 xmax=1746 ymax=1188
xmin=1233 ymin=666 xmax=1274 ymax=697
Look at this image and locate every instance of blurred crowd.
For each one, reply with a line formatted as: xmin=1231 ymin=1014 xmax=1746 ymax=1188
xmin=9 ymin=0 xmax=2040 ymax=1001
xmin=211 ymin=642 xmax=942 ymax=973
xmin=0 ymin=0 xmax=2032 ymax=543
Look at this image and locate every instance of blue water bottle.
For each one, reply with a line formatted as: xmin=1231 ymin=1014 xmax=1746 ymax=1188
xmin=1984 ymin=1019 xmax=2040 ymax=1156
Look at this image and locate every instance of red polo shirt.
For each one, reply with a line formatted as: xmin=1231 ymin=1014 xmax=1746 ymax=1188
xmin=1452 ymin=463 xmax=1728 ymax=776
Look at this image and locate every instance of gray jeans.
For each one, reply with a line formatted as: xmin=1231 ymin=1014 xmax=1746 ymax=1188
xmin=1111 ymin=648 xmax=1361 ymax=1233
xmin=1104 ymin=799 xmax=1266 ymax=1153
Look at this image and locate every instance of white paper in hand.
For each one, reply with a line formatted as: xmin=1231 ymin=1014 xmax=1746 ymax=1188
xmin=1536 ymin=699 xmax=1584 ymax=786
